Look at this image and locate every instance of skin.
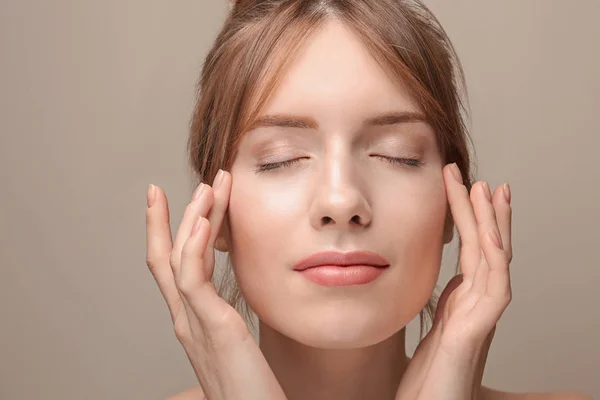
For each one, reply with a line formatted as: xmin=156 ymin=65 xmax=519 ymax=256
xmin=222 ymin=18 xmax=451 ymax=398
xmin=145 ymin=18 xmax=592 ymax=400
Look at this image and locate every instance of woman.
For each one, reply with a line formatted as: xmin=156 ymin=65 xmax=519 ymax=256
xmin=145 ymin=1 xmax=590 ymax=399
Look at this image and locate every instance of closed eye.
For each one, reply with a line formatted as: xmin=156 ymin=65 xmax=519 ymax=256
xmin=373 ymin=155 xmax=425 ymax=167
xmin=254 ymin=157 xmax=307 ymax=173
xmin=254 ymin=155 xmax=424 ymax=173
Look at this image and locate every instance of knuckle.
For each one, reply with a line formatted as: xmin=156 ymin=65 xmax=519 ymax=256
xmin=169 ymin=253 xmax=180 ymax=272
xmin=146 ymin=254 xmax=166 ymax=272
xmin=145 ymin=255 xmax=156 ymax=270
xmin=479 ymin=231 xmax=488 ymax=244
xmin=177 ymin=277 xmax=197 ymax=296
xmin=500 ymin=290 xmax=512 ymax=307
xmin=173 ymin=323 xmax=190 ymax=344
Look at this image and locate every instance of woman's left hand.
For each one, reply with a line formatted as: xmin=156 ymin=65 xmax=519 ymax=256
xmin=396 ymin=162 xmax=513 ymax=400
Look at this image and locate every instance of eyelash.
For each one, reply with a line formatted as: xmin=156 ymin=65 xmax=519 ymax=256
xmin=254 ymin=156 xmax=424 ymax=173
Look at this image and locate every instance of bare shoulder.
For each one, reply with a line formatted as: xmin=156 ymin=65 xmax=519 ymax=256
xmin=481 ymin=385 xmax=593 ymax=400
xmin=164 ymin=385 xmax=205 ymax=400
xmin=163 ymin=384 xmax=593 ymax=400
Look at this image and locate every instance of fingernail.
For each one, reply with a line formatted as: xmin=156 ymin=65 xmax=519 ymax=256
xmin=450 ymin=163 xmax=463 ymax=184
xmin=503 ymin=183 xmax=511 ymax=204
xmin=147 ymin=184 xmax=157 ymax=208
xmin=192 ymin=183 xmax=205 ymax=201
xmin=482 ymin=181 xmax=492 ymax=202
xmin=214 ymin=169 xmax=225 ymax=189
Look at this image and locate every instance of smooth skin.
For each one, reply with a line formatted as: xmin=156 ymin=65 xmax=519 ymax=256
xmin=145 ymin=162 xmax=590 ymax=399
xmin=146 ymin=169 xmax=287 ymax=400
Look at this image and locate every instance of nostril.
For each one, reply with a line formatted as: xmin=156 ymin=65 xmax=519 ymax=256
xmin=320 ymin=215 xmax=362 ymax=225
xmin=322 ymin=216 xmax=333 ymax=224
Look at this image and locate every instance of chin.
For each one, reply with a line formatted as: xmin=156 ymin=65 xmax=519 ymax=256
xmin=259 ymin=300 xmax=409 ymax=349
xmin=293 ymin=328 xmax=400 ymax=350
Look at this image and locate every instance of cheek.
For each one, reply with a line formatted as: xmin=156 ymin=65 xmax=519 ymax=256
xmin=229 ymin=175 xmax=305 ymax=223
xmin=226 ymin=179 xmax=302 ymax=297
xmin=376 ymin=177 xmax=447 ymax=309
xmin=228 ymin=181 xmax=303 ymax=245
xmin=379 ymin=174 xmax=448 ymax=246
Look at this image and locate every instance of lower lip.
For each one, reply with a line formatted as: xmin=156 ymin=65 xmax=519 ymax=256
xmin=297 ymin=265 xmax=387 ymax=286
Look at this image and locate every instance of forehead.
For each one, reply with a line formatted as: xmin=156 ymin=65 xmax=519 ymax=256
xmin=258 ymin=19 xmax=423 ymax=125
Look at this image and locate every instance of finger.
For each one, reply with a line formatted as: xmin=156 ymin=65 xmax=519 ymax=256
xmin=170 ymin=184 xmax=215 ymax=282
xmin=471 ymin=182 xmax=511 ymax=300
xmin=434 ymin=274 xmax=464 ymax=324
xmin=469 ymin=181 xmax=503 ymax=294
xmin=479 ymin=227 xmax=512 ymax=306
xmin=179 ymin=216 xmax=231 ymax=326
xmin=471 ymin=181 xmax=503 ymax=252
xmin=145 ymin=184 xmax=181 ymax=322
xmin=492 ymin=183 xmax=512 ymax=263
xmin=204 ymin=170 xmax=231 ymax=273
xmin=443 ymin=164 xmax=480 ymax=280
xmin=469 ymin=256 xmax=490 ymax=299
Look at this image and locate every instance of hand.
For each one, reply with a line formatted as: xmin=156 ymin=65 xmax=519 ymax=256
xmin=396 ymin=163 xmax=513 ymax=400
xmin=145 ymin=170 xmax=287 ymax=400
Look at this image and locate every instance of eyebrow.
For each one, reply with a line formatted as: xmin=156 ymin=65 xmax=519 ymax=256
xmin=249 ymin=111 xmax=429 ymax=130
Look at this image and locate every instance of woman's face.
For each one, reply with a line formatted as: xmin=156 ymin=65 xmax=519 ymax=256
xmin=223 ymin=19 xmax=451 ymax=348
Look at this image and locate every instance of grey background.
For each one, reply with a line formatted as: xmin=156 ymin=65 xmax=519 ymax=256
xmin=1 ymin=1 xmax=598 ymax=399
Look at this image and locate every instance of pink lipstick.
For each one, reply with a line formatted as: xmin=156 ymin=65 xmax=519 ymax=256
xmin=293 ymin=250 xmax=389 ymax=286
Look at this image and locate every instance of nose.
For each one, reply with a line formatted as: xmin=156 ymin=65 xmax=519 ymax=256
xmin=308 ymin=151 xmax=373 ymax=230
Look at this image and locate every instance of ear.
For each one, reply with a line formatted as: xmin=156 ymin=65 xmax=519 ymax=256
xmin=442 ymin=205 xmax=454 ymax=244
xmin=214 ymin=212 xmax=231 ymax=252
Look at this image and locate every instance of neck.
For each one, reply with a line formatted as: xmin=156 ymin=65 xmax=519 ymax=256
xmin=258 ymin=321 xmax=410 ymax=400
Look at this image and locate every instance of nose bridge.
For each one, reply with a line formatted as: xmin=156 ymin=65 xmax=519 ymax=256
xmin=309 ymin=138 xmax=372 ymax=228
xmin=323 ymin=138 xmax=357 ymax=193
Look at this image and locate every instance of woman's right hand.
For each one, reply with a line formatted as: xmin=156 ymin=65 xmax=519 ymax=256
xmin=145 ymin=169 xmax=287 ymax=400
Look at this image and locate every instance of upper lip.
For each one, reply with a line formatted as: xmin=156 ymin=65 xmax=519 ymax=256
xmin=293 ymin=250 xmax=390 ymax=271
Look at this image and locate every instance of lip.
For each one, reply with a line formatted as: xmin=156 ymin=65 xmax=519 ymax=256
xmin=297 ymin=265 xmax=387 ymax=286
xmin=293 ymin=250 xmax=390 ymax=271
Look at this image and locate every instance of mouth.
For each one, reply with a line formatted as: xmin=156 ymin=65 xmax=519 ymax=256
xmin=297 ymin=265 xmax=388 ymax=286
xmin=293 ymin=250 xmax=390 ymax=271
xmin=293 ymin=250 xmax=390 ymax=287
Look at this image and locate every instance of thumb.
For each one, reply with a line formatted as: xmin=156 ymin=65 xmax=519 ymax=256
xmin=433 ymin=273 xmax=464 ymax=327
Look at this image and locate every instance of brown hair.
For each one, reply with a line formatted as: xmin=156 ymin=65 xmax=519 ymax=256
xmin=187 ymin=0 xmax=476 ymax=339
